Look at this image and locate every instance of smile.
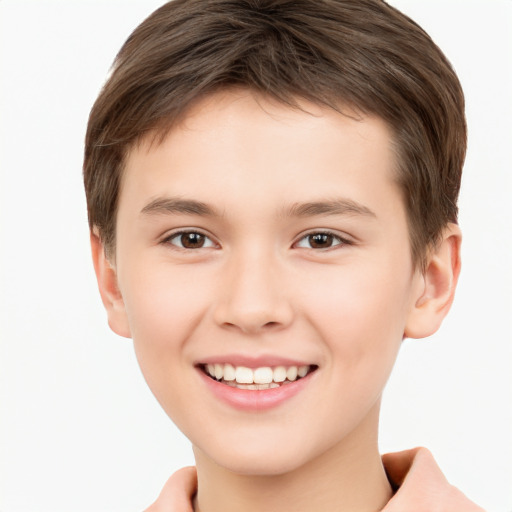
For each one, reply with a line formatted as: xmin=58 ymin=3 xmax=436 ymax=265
xmin=196 ymin=356 xmax=319 ymax=410
xmin=202 ymin=363 xmax=316 ymax=390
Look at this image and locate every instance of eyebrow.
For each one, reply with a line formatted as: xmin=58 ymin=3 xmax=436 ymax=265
xmin=140 ymin=197 xmax=221 ymax=217
xmin=140 ymin=196 xmax=376 ymax=219
xmin=284 ymin=198 xmax=376 ymax=218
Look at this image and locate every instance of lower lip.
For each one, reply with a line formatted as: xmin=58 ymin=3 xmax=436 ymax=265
xmin=197 ymin=368 xmax=315 ymax=411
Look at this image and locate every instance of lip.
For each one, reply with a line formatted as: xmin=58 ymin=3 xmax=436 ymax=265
xmin=196 ymin=364 xmax=317 ymax=411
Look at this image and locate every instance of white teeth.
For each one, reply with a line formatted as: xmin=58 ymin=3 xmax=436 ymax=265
xmin=286 ymin=366 xmax=298 ymax=381
xmin=230 ymin=382 xmax=282 ymax=390
xmin=298 ymin=365 xmax=309 ymax=378
xmin=273 ymin=366 xmax=287 ymax=382
xmin=214 ymin=363 xmax=223 ymax=380
xmin=223 ymin=363 xmax=236 ymax=381
xmin=235 ymin=366 xmax=254 ymax=384
xmin=204 ymin=363 xmax=314 ymax=386
xmin=254 ymin=367 xmax=273 ymax=384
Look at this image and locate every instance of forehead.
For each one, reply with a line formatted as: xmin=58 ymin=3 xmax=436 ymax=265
xmin=119 ymin=89 xmax=401 ymax=221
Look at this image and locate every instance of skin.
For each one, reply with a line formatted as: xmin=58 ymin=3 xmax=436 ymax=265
xmin=92 ymin=89 xmax=461 ymax=512
xmin=144 ymin=449 xmax=485 ymax=512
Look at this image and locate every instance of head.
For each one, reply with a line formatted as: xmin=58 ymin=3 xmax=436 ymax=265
xmin=84 ymin=0 xmax=465 ymax=476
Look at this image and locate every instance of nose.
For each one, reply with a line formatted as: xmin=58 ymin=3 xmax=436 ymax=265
xmin=213 ymin=251 xmax=294 ymax=334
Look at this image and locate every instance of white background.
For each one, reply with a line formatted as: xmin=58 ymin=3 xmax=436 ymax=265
xmin=0 ymin=1 xmax=511 ymax=510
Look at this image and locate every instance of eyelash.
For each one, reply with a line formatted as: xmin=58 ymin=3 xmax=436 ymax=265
xmin=294 ymin=230 xmax=353 ymax=250
xmin=162 ymin=230 xmax=217 ymax=250
xmin=161 ymin=229 xmax=352 ymax=251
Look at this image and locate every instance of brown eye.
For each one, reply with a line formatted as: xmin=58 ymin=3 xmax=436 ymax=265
xmin=166 ymin=231 xmax=215 ymax=249
xmin=181 ymin=232 xmax=205 ymax=248
xmin=295 ymin=231 xmax=348 ymax=250
xmin=308 ymin=233 xmax=334 ymax=248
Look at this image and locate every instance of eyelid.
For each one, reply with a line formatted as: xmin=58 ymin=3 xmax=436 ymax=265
xmin=158 ymin=227 xmax=353 ymax=250
xmin=160 ymin=228 xmax=219 ymax=249
xmin=293 ymin=229 xmax=354 ymax=249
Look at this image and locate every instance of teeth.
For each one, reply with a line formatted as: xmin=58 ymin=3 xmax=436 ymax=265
xmin=235 ymin=366 xmax=254 ymax=384
xmin=298 ymin=365 xmax=309 ymax=378
xmin=204 ymin=363 xmax=314 ymax=386
xmin=239 ymin=383 xmax=280 ymax=390
xmin=214 ymin=364 xmax=223 ymax=380
xmin=273 ymin=366 xmax=287 ymax=382
xmin=223 ymin=363 xmax=236 ymax=381
xmin=286 ymin=366 xmax=298 ymax=381
xmin=254 ymin=367 xmax=273 ymax=384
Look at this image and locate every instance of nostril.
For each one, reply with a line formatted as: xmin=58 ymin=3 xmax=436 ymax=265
xmin=213 ymin=296 xmax=294 ymax=333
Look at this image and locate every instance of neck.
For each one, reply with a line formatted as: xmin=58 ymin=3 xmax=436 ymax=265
xmin=192 ymin=403 xmax=392 ymax=512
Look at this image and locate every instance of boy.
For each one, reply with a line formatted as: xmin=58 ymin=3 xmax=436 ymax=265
xmin=83 ymin=0 xmax=484 ymax=509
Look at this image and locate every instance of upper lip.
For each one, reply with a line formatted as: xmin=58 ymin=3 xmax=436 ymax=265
xmin=195 ymin=354 xmax=316 ymax=369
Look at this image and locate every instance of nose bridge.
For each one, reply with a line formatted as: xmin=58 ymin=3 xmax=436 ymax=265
xmin=214 ymin=243 xmax=293 ymax=333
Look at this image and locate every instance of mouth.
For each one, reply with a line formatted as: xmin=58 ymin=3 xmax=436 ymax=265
xmin=200 ymin=363 xmax=318 ymax=390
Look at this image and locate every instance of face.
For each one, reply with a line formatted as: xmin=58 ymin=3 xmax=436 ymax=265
xmin=111 ymin=90 xmax=426 ymax=475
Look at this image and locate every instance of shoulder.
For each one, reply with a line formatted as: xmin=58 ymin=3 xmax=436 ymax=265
xmin=144 ymin=466 xmax=197 ymax=512
xmin=382 ymin=447 xmax=486 ymax=512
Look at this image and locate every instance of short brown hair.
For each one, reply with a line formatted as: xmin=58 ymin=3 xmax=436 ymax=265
xmin=83 ymin=0 xmax=466 ymax=268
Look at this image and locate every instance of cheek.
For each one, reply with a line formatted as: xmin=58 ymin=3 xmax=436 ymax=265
xmin=118 ymin=261 xmax=213 ymax=389
xmin=301 ymin=258 xmax=412 ymax=377
xmin=293 ymin=267 xmax=410 ymax=441
xmin=122 ymin=258 xmax=210 ymax=335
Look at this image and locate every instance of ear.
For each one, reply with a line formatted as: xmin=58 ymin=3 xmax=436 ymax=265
xmin=404 ymin=224 xmax=462 ymax=339
xmin=90 ymin=231 xmax=132 ymax=338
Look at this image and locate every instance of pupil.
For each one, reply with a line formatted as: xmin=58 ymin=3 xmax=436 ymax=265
xmin=309 ymin=233 xmax=332 ymax=248
xmin=181 ymin=232 xmax=205 ymax=248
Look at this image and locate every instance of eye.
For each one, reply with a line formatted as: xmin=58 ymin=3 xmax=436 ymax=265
xmin=164 ymin=230 xmax=216 ymax=249
xmin=295 ymin=231 xmax=349 ymax=250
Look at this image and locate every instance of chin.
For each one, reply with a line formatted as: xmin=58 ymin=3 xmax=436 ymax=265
xmin=196 ymin=435 xmax=317 ymax=477
xmin=220 ymin=455 xmax=308 ymax=477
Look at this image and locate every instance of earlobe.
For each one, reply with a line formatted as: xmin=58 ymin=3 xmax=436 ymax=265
xmin=90 ymin=231 xmax=132 ymax=339
xmin=404 ymin=224 xmax=462 ymax=339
